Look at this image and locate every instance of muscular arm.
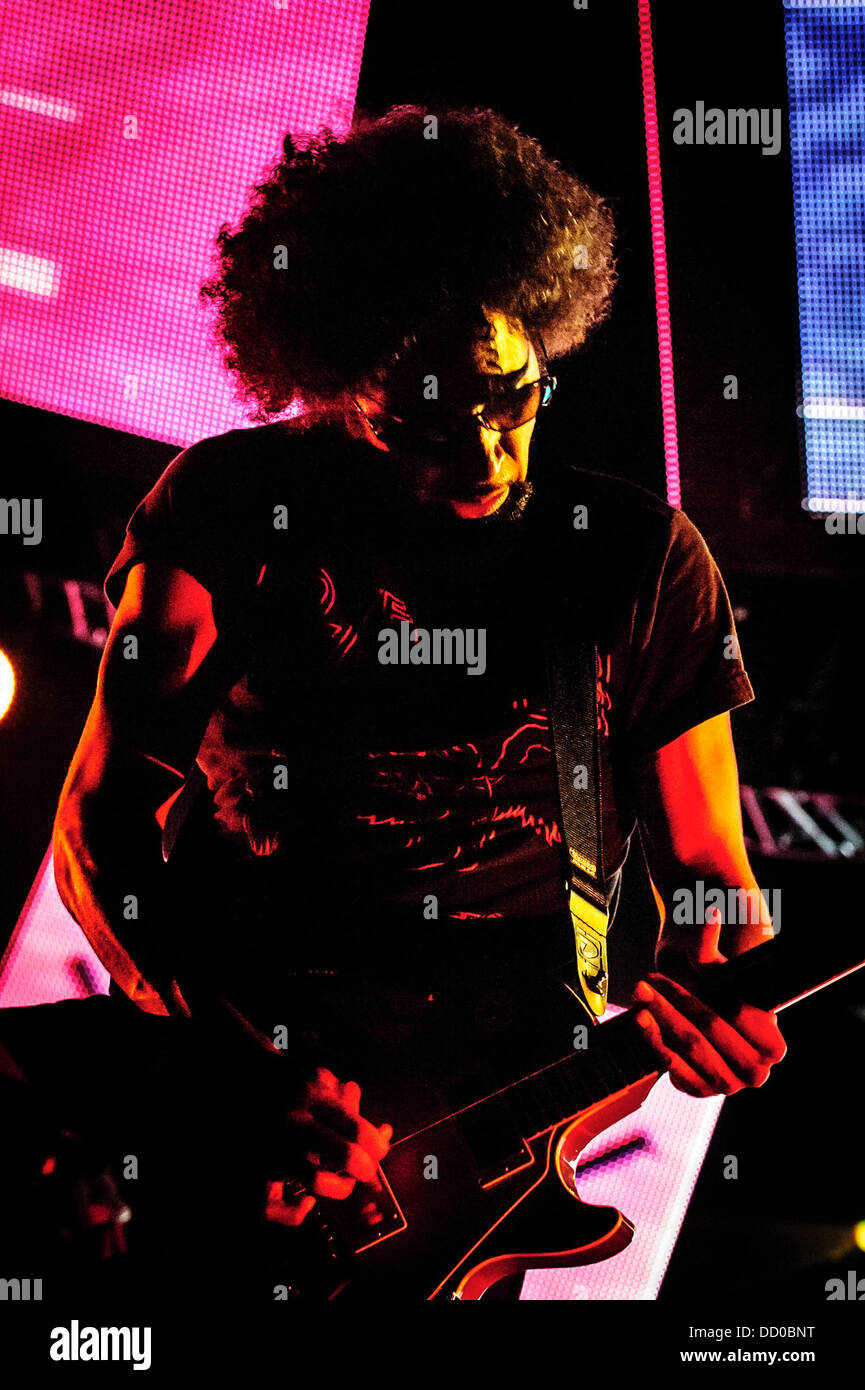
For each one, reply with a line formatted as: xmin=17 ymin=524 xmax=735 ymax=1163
xmin=52 ymin=558 xmax=392 ymax=1223
xmin=52 ymin=559 xmax=226 ymax=1016
xmin=629 ymin=712 xmax=787 ymax=1097
xmin=634 ymin=711 xmax=774 ymax=970
xmin=52 ymin=560 xmax=390 ymax=1209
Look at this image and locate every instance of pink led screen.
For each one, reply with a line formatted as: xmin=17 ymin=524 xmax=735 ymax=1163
xmin=0 ymin=0 xmax=370 ymax=446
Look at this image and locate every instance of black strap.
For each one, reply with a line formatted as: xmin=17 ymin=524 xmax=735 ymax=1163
xmin=544 ymin=635 xmax=606 ymax=908
xmin=543 ymin=627 xmax=613 ymax=1019
xmin=537 ymin=479 xmax=614 ymax=1019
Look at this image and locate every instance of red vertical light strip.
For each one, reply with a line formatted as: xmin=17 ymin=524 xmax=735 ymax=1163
xmin=637 ymin=0 xmax=681 ymax=508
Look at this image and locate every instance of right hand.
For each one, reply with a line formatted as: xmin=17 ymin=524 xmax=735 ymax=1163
xmin=262 ymin=1067 xmax=392 ymax=1228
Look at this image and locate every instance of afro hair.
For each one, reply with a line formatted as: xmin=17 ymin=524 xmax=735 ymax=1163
xmin=198 ymin=104 xmax=617 ymax=424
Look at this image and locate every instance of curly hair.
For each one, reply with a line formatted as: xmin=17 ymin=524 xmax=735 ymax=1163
xmin=199 ymin=104 xmax=617 ymax=425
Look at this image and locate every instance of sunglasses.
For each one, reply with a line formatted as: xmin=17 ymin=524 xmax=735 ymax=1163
xmin=355 ymin=373 xmax=557 ymax=448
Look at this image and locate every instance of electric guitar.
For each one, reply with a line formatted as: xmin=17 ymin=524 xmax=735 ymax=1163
xmin=267 ymin=933 xmax=865 ymax=1301
xmin=2 ymin=928 xmax=862 ymax=1302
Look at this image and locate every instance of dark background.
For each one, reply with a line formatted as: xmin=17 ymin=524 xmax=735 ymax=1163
xmin=1 ymin=0 xmax=863 ymax=1303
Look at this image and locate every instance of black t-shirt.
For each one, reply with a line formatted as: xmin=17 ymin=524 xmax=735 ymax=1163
xmin=104 ymin=418 xmax=754 ymax=995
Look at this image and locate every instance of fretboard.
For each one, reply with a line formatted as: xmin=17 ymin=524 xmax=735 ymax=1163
xmin=482 ymin=935 xmax=865 ymax=1141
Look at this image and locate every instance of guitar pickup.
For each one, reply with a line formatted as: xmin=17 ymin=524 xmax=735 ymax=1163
xmin=456 ymin=1098 xmax=534 ymax=1188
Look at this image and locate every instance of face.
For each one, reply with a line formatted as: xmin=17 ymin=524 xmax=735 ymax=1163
xmin=354 ymin=309 xmax=541 ymax=520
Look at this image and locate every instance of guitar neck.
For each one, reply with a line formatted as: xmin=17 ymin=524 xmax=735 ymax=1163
xmin=685 ymin=934 xmax=865 ymax=1016
xmin=497 ymin=935 xmax=865 ymax=1142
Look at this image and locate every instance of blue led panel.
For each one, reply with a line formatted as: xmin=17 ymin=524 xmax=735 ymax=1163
xmin=784 ymin=1 xmax=865 ymax=513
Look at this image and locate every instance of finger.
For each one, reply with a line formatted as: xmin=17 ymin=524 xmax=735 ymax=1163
xmin=648 ymin=974 xmax=785 ymax=1070
xmin=305 ymin=1125 xmax=381 ymax=1187
xmin=264 ymin=1191 xmax=316 ymax=1227
xmin=355 ymin=1112 xmax=391 ymax=1159
xmin=310 ymin=1068 xmax=341 ymax=1098
xmin=632 ymin=1008 xmax=722 ymax=1098
xmin=695 ymin=907 xmax=724 ymax=963
xmin=316 ymin=1068 xmax=340 ymax=1088
xmin=341 ymin=1081 xmax=362 ymax=1117
xmin=313 ymin=1100 xmax=390 ymax=1163
xmin=656 ymin=909 xmax=724 ymax=980
xmin=632 ymin=981 xmax=750 ymax=1093
xmin=264 ymin=1179 xmax=316 ymax=1225
xmin=713 ymin=1000 xmax=787 ymax=1065
xmin=312 ymin=1097 xmax=361 ymax=1143
xmin=646 ymin=974 xmax=778 ymax=1075
xmin=284 ymin=1153 xmax=358 ymax=1198
xmin=648 ymin=972 xmax=786 ymax=1070
xmin=307 ymin=1169 xmax=358 ymax=1199
xmin=360 ymin=1197 xmax=384 ymax=1226
xmin=272 ymin=1113 xmax=380 ymax=1192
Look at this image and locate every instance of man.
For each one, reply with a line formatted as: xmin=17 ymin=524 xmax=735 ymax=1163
xmin=52 ymin=105 xmax=785 ymax=1296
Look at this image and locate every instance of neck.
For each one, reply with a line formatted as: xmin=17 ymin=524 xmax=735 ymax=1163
xmin=468 ymin=935 xmax=865 ymax=1142
xmin=370 ymin=476 xmax=537 ymax=554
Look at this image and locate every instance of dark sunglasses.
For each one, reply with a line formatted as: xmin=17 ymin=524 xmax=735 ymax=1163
xmin=355 ymin=373 xmax=557 ymax=448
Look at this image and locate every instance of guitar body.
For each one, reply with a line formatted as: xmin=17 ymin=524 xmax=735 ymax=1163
xmin=254 ymin=971 xmax=661 ymax=1300
xmin=330 ymin=1077 xmax=657 ymax=1300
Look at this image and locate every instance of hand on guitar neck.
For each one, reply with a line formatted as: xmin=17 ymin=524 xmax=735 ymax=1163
xmin=629 ymin=910 xmax=788 ymax=1100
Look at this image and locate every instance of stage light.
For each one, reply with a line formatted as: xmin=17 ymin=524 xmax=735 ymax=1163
xmin=0 ymin=246 xmax=59 ymax=298
xmin=854 ymin=1219 xmax=865 ymax=1252
xmin=0 ymin=649 xmax=15 ymax=718
xmin=0 ymin=87 xmax=77 ymax=122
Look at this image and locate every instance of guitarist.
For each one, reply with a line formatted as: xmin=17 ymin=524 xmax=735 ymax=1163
xmin=50 ymin=105 xmax=786 ymax=1297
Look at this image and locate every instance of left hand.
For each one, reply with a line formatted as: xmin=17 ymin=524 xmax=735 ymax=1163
xmin=629 ymin=971 xmax=787 ymax=1098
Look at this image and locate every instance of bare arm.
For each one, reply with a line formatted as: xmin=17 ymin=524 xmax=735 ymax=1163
xmin=52 ymin=559 xmax=223 ymax=1016
xmin=633 ymin=711 xmax=775 ymax=972
xmin=629 ymin=712 xmax=787 ymax=1097
xmin=52 ymin=558 xmax=390 ymax=1208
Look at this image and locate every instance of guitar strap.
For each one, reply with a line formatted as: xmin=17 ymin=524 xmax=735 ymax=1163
xmin=538 ymin=484 xmax=612 ymax=1020
xmin=543 ymin=629 xmax=612 ymax=1020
